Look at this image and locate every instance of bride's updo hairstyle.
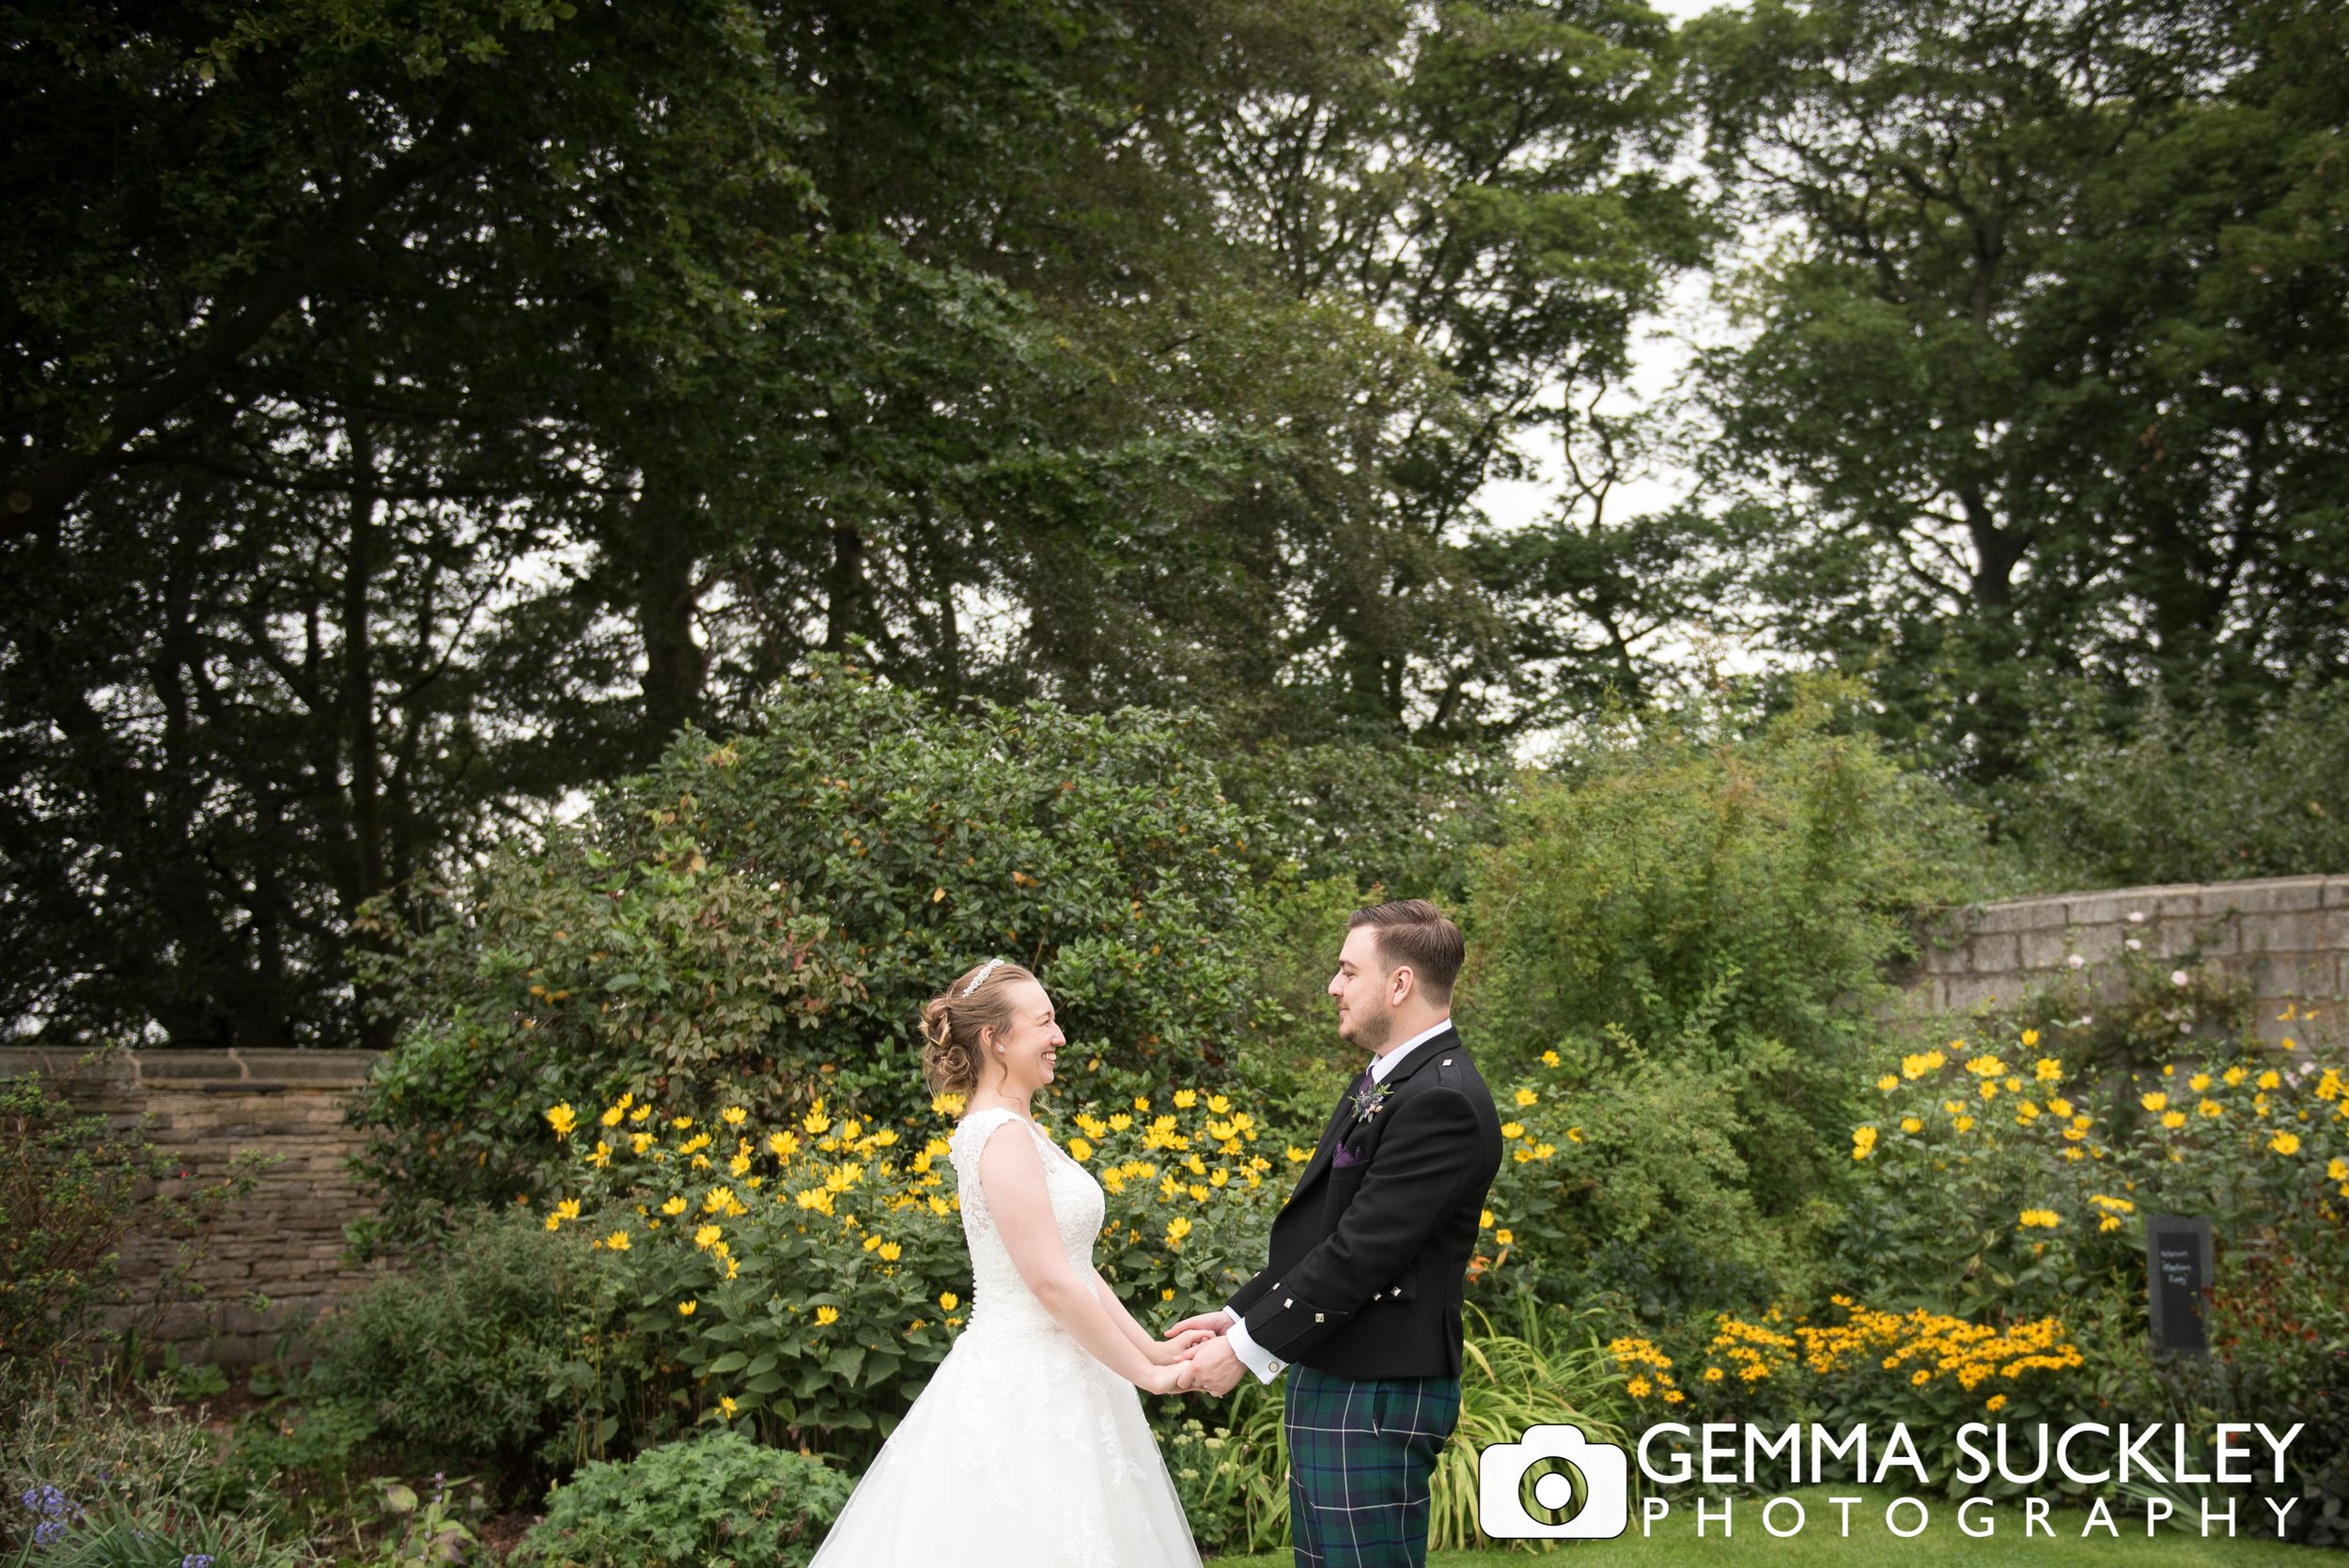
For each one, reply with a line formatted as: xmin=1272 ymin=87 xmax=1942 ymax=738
xmin=920 ymin=957 xmax=1038 ymax=1098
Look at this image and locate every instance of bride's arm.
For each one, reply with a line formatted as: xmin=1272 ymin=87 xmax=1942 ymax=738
xmin=980 ymin=1123 xmax=1185 ymax=1392
xmin=1087 ymin=1267 xmax=1205 ymax=1366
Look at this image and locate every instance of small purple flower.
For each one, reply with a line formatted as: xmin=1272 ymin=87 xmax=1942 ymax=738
xmin=182 ymin=1554 xmax=216 ymax=1568
xmin=34 ymin=1518 xmax=67 ymax=1546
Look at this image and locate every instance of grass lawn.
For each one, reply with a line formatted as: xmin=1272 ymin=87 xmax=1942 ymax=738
xmin=1206 ymin=1485 xmax=2322 ymax=1567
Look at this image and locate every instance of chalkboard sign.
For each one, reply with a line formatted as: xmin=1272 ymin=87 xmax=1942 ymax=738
xmin=2145 ymin=1215 xmax=2213 ymax=1355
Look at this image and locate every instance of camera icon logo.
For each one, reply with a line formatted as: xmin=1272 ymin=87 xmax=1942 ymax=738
xmin=1477 ymin=1423 xmax=1630 ymax=1539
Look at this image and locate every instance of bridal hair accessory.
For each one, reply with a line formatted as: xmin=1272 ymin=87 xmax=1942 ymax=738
xmin=962 ymin=957 xmax=1004 ymax=997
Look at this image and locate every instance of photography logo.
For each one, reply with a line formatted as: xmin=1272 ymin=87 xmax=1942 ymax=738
xmin=1477 ymin=1424 xmax=1630 ymax=1539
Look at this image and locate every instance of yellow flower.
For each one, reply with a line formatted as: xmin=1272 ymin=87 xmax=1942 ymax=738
xmin=678 ymin=1299 xmax=697 ymax=1316
xmin=940 ymin=1291 xmax=958 ymax=1312
xmin=2327 ymin=1157 xmax=2348 ymax=1182
xmin=2021 ymin=1029 xmax=2041 ymax=1048
xmin=1541 ymin=1049 xmax=1561 ymax=1067
xmin=767 ymin=1130 xmax=801 ymax=1159
xmin=1911 ymin=1369 xmax=1931 ymax=1385
xmin=2259 ymin=1069 xmax=2281 ymax=1091
xmin=542 ymin=1214 xmax=560 ymax=1232
xmin=1900 ymin=1116 xmax=1923 ymax=1134
xmin=879 ymin=1241 xmax=902 ymax=1262
xmin=2270 ymin=1130 xmax=2302 ymax=1156
xmin=816 ymin=1305 xmax=840 ymax=1326
xmin=1952 ymin=1115 xmax=1975 ymax=1133
xmin=546 ymin=1104 xmax=578 ymax=1139
xmin=1877 ymin=1074 xmax=1899 ymax=1092
xmin=1481 ymin=1209 xmax=1495 ymax=1229
xmin=1285 ymin=1145 xmax=1310 ymax=1163
xmin=722 ymin=1106 xmax=748 ymax=1126
xmin=600 ymin=1104 xmax=625 ymax=1127
xmin=2141 ymin=1092 xmax=2168 ymax=1112
xmin=2048 ymin=1096 xmax=2073 ymax=1118
xmin=1501 ymin=1122 xmax=1525 ymax=1140
xmin=1663 ymin=1389 xmax=1687 ymax=1404
xmin=1703 ymin=1366 xmax=1723 ymax=1382
xmin=1165 ymin=1216 xmax=1193 ymax=1247
xmin=2189 ymin=1073 xmax=2212 ymax=1093
xmin=1174 ymin=1090 xmax=1198 ymax=1110
xmin=1626 ymin=1375 xmax=1652 ymax=1398
xmin=554 ymin=1198 xmax=583 ymax=1222
xmin=2199 ymin=1099 xmax=2223 ymax=1118
xmin=1986 ymin=1394 xmax=2008 ymax=1412
xmin=718 ymin=1395 xmax=737 ymax=1418
xmin=604 ymin=1229 xmax=630 ymax=1250
xmin=1068 ymin=1137 xmax=1094 ymax=1162
xmin=2223 ymin=1065 xmax=2248 ymax=1087
xmin=1495 ymin=1229 xmax=1514 ymax=1247
xmin=1965 ymin=1055 xmax=2005 ymax=1078
xmin=1515 ymin=1087 xmax=1538 ymax=1107
xmin=1851 ymin=1126 xmax=1879 ymax=1160
xmin=2158 ymin=1110 xmax=2185 ymax=1129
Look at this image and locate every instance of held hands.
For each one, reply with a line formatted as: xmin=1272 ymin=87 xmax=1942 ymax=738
xmin=1150 ymin=1309 xmax=1243 ymax=1396
xmin=1173 ymin=1334 xmax=1245 ymax=1396
xmin=1141 ymin=1326 xmax=1216 ymax=1394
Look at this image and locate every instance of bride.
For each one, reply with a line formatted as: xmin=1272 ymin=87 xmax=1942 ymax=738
xmin=805 ymin=957 xmax=1212 ymax=1568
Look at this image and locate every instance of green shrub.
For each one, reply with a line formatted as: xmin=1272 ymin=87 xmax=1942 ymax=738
xmin=511 ymin=1428 xmax=851 ymax=1568
xmin=8 ymin=1495 xmax=316 ymax=1566
xmin=520 ymin=1075 xmax=1283 ymax=1461
xmin=0 ymin=1059 xmax=272 ymax=1382
xmin=1994 ymin=682 xmax=2349 ymax=891
xmin=351 ymin=655 xmax=1282 ymax=1232
xmin=1478 ymin=1033 xmax=1828 ymax=1321
xmin=1463 ymin=681 xmax=1980 ymax=1312
xmin=1843 ymin=973 xmax=2348 ymax=1320
xmin=301 ymin=1206 xmax=629 ymax=1483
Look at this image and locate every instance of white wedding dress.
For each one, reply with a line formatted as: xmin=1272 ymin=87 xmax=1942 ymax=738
xmin=805 ymin=1106 xmax=1206 ymax=1568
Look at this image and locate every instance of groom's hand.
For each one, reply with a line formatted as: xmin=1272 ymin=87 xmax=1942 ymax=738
xmin=1179 ymin=1334 xmax=1245 ymax=1396
xmin=1165 ymin=1311 xmax=1230 ymax=1341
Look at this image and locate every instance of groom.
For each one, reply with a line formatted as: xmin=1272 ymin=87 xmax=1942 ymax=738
xmin=1170 ymin=898 xmax=1503 ymax=1568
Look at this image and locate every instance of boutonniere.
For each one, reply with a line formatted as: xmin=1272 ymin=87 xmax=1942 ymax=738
xmin=1350 ymin=1079 xmax=1392 ymax=1125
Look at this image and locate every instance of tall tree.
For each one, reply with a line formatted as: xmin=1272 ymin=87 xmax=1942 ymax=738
xmin=1689 ymin=0 xmax=2349 ymax=779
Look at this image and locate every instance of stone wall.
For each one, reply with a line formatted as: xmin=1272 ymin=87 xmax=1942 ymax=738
xmin=1 ymin=1045 xmax=392 ymax=1367
xmin=1906 ymin=874 xmax=2349 ymax=1036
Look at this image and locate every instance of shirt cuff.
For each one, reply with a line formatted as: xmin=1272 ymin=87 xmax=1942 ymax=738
xmin=1223 ymin=1312 xmax=1285 ymax=1382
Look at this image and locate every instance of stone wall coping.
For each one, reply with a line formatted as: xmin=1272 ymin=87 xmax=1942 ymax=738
xmin=0 ymin=1046 xmax=382 ymax=1089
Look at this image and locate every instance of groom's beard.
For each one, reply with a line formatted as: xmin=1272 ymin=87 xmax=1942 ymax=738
xmin=1348 ymin=1003 xmax=1394 ymax=1051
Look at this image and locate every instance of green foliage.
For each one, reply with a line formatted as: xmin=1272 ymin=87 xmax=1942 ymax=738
xmin=2 ymin=1369 xmax=232 ymax=1539
xmin=1462 ymin=683 xmax=1982 ymax=1312
xmin=0 ymin=1059 xmax=273 ymax=1383
xmin=508 ymin=1077 xmax=1283 ymax=1461
xmin=300 ymin=1207 xmax=629 ymax=1483
xmin=6 ymin=1495 xmax=315 ymax=1567
xmin=510 ymin=1428 xmax=852 ymax=1568
xmin=351 ymin=658 xmax=1280 ymax=1225
xmin=1843 ymin=1015 xmax=2349 ymax=1323
xmin=1481 ymin=1040 xmax=1818 ymax=1322
xmin=1995 ymin=685 xmax=2349 ymax=891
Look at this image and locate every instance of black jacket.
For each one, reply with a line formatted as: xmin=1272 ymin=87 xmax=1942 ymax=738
xmin=1226 ymin=1026 xmax=1503 ymax=1379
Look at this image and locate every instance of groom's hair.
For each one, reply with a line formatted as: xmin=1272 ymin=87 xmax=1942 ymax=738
xmin=1347 ymin=898 xmax=1464 ymax=1002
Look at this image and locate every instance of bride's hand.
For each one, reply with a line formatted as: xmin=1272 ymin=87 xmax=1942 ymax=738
xmin=1143 ymin=1358 xmax=1194 ymax=1396
xmin=1152 ymin=1327 xmax=1216 ymax=1365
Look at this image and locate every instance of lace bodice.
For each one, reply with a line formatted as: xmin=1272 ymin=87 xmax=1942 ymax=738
xmin=947 ymin=1106 xmax=1106 ymax=1337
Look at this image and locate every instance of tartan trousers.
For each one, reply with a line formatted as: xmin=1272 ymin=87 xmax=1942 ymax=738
xmin=1283 ymin=1364 xmax=1463 ymax=1568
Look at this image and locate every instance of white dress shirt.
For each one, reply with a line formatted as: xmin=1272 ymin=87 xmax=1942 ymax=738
xmin=1222 ymin=1017 xmax=1453 ymax=1382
